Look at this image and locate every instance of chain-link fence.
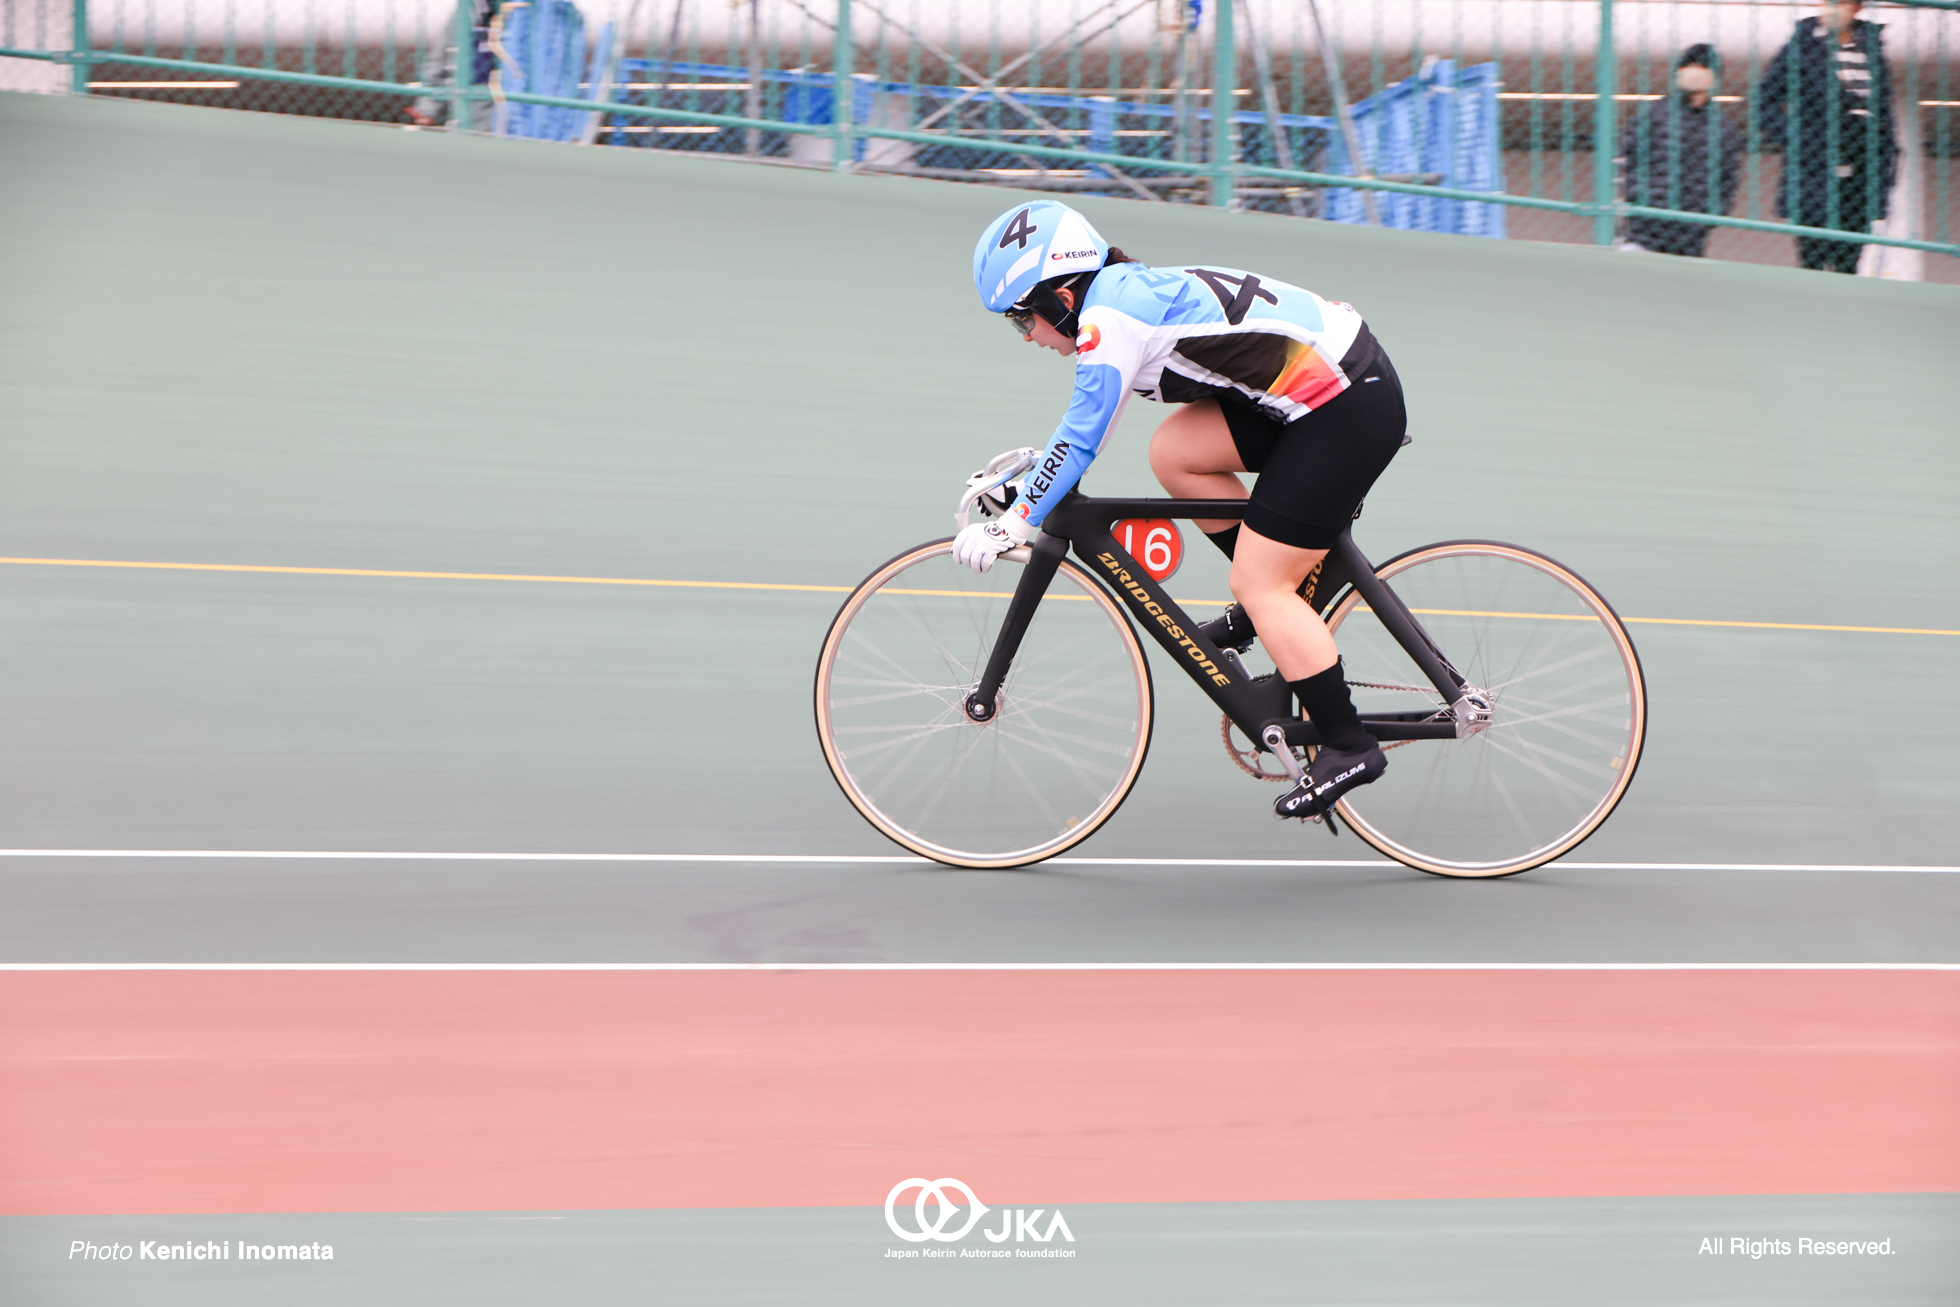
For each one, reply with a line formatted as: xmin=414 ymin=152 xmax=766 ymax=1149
xmin=3 ymin=0 xmax=1954 ymax=281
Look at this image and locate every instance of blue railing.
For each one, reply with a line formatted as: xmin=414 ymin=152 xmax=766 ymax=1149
xmin=586 ymin=57 xmax=1504 ymax=236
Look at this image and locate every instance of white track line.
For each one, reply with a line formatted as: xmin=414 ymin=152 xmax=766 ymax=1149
xmin=0 ymin=850 xmax=1955 ymax=873
xmin=2 ymin=962 xmax=1956 ymax=971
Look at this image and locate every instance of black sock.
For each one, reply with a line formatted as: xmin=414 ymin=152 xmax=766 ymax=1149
xmin=1289 ymin=661 xmax=1374 ymax=754
xmin=1201 ymin=602 xmax=1257 ymax=646
xmin=1203 ymin=525 xmax=1240 ymax=560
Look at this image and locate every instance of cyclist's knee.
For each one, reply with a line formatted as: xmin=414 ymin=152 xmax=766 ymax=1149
xmin=1230 ymin=544 xmax=1325 ymax=612
xmin=1149 ymin=400 xmax=1232 ymax=479
xmin=1146 ymin=426 xmax=1181 ymax=483
xmin=1228 ymin=563 xmax=1293 ymax=610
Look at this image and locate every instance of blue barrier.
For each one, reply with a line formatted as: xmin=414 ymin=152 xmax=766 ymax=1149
xmin=606 ymin=58 xmax=1343 ymax=170
xmin=1323 ymin=60 xmax=1505 ymax=238
xmin=587 ymin=53 xmax=1505 ymax=236
xmin=495 ymin=2 xmax=613 ymax=142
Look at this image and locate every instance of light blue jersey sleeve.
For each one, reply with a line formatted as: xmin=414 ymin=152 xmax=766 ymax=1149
xmin=1010 ymin=266 xmax=1170 ymax=530
xmin=1015 ymin=365 xmax=1126 ymax=528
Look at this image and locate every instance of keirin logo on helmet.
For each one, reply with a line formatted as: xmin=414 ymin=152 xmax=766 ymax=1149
xmin=884 ymin=1178 xmax=1075 ymax=1244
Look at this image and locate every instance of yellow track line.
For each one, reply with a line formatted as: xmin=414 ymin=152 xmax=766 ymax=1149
xmin=0 ymin=556 xmax=853 ymax=594
xmin=1627 ymin=615 xmax=1960 ymax=636
xmin=1400 ymin=606 xmax=1960 ymax=637
xmin=3 ymin=556 xmax=1955 ymax=637
xmin=1395 ymin=607 xmax=1960 ymax=638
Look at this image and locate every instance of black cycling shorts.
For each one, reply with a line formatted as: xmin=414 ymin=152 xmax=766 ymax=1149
xmin=1221 ymin=331 xmax=1407 ymax=551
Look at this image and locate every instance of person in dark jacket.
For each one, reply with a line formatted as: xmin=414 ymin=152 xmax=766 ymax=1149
xmin=408 ymin=0 xmax=501 ymax=129
xmin=1754 ymin=1 xmax=1899 ymax=273
xmin=1619 ymin=44 xmax=1744 ymax=257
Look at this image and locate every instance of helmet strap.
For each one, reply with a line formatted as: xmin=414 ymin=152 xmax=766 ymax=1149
xmin=1021 ymin=271 xmax=1096 ymax=338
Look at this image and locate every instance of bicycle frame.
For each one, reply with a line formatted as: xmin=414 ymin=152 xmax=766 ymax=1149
xmin=966 ymin=493 xmax=1473 ymax=752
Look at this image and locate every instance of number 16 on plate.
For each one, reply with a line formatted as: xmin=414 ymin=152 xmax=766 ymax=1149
xmin=1112 ymin=518 xmax=1183 ymax=583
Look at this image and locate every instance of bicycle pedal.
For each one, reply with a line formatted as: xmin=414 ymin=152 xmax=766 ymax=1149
xmin=1282 ymin=807 xmax=1340 ymax=836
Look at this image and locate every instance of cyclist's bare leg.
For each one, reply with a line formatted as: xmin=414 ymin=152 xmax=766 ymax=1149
xmin=1148 ymin=399 xmax=1340 ymax=680
xmin=1146 ymin=398 xmax=1246 ymax=534
xmin=1230 ymin=529 xmax=1336 ymax=680
xmin=1149 ymin=397 xmax=1377 ymax=815
xmin=1237 ymin=528 xmax=1384 ymax=818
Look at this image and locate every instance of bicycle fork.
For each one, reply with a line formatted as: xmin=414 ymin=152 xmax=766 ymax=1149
xmin=961 ymin=534 xmax=1067 ymax=724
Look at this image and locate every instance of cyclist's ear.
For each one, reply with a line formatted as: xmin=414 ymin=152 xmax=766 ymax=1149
xmin=1054 ymin=287 xmax=1076 ymax=311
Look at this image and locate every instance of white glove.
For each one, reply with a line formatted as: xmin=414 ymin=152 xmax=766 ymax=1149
xmin=952 ymin=508 xmax=1037 ymax=574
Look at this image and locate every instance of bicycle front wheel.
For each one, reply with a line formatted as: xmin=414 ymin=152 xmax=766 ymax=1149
xmin=1325 ymin=541 xmax=1647 ymax=878
xmin=814 ymin=540 xmax=1153 ymax=868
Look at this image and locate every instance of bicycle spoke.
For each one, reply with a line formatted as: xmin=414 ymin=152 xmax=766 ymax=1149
xmin=995 ymin=719 xmax=1129 ymax=779
xmin=828 ymin=684 xmax=966 ymax=711
xmin=1484 ymin=643 xmax=1615 ymax=695
xmin=1486 ymin=693 xmax=1633 ymax=752
xmin=995 ymin=740 xmax=1068 ymax=831
xmin=1482 ymin=718 xmax=1616 ymax=798
xmin=1484 ymin=758 xmax=1544 ymax=848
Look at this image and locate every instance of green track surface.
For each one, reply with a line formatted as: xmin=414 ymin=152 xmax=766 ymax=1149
xmin=3 ymin=91 xmax=1957 ymax=880
xmin=2 ymin=92 xmax=1956 ymax=1305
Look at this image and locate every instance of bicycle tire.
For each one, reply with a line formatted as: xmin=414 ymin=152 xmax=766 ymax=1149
xmin=1323 ymin=540 xmax=1647 ymax=878
xmin=814 ymin=539 xmax=1154 ymax=869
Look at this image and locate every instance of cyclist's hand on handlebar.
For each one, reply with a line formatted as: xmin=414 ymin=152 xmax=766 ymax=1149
xmin=952 ymin=511 xmax=1036 ymax=574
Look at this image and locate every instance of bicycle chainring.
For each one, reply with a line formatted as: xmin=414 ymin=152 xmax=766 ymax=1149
xmin=1221 ymin=715 xmax=1296 ymax=782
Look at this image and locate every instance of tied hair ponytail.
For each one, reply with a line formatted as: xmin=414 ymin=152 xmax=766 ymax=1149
xmin=1047 ymin=248 xmax=1141 ymax=297
xmin=1034 ymin=247 xmax=1143 ymax=333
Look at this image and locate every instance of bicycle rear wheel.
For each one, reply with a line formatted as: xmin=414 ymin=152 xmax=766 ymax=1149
xmin=814 ymin=540 xmax=1153 ymax=868
xmin=1324 ymin=541 xmax=1646 ymax=878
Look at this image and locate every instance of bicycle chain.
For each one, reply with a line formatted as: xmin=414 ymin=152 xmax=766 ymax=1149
xmin=1221 ymin=681 xmax=1445 ymax=778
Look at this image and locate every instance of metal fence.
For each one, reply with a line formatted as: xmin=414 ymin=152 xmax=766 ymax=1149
xmin=4 ymin=0 xmax=1956 ymax=280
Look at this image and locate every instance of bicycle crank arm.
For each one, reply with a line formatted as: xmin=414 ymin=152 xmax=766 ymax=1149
xmin=1260 ymin=725 xmax=1309 ymax=784
xmin=1260 ymin=724 xmax=1339 ymax=835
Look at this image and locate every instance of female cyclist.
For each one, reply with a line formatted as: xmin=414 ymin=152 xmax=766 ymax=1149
xmin=953 ymin=200 xmax=1407 ymax=822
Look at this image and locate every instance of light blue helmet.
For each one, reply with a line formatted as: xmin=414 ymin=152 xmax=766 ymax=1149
xmin=972 ymin=201 xmax=1109 ymax=314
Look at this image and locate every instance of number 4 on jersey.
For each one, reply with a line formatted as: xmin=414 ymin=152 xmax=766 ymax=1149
xmin=1186 ymin=269 xmax=1279 ymax=325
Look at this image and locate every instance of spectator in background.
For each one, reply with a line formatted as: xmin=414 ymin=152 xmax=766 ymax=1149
xmin=1754 ymin=1 xmax=1899 ymax=273
xmin=408 ymin=0 xmax=501 ymax=130
xmin=1618 ymin=44 xmax=1744 ymax=257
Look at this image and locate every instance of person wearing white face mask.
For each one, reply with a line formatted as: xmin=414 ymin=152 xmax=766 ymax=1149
xmin=1754 ymin=1 xmax=1900 ymax=273
xmin=1617 ymin=44 xmax=1744 ymax=257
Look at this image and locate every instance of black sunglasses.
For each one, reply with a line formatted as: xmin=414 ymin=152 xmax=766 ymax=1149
xmin=1003 ymin=305 xmax=1039 ymax=336
xmin=1003 ymin=282 xmax=1080 ymax=338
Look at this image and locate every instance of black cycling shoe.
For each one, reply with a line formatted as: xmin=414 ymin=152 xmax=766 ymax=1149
xmin=1197 ymin=603 xmax=1258 ymax=652
xmin=1275 ymin=742 xmax=1387 ymax=821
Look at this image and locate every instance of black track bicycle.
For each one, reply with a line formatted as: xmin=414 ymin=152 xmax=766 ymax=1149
xmin=814 ymin=449 xmax=1646 ymax=876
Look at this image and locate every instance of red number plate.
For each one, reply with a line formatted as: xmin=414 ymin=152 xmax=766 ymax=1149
xmin=1112 ymin=518 xmax=1184 ymax=583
